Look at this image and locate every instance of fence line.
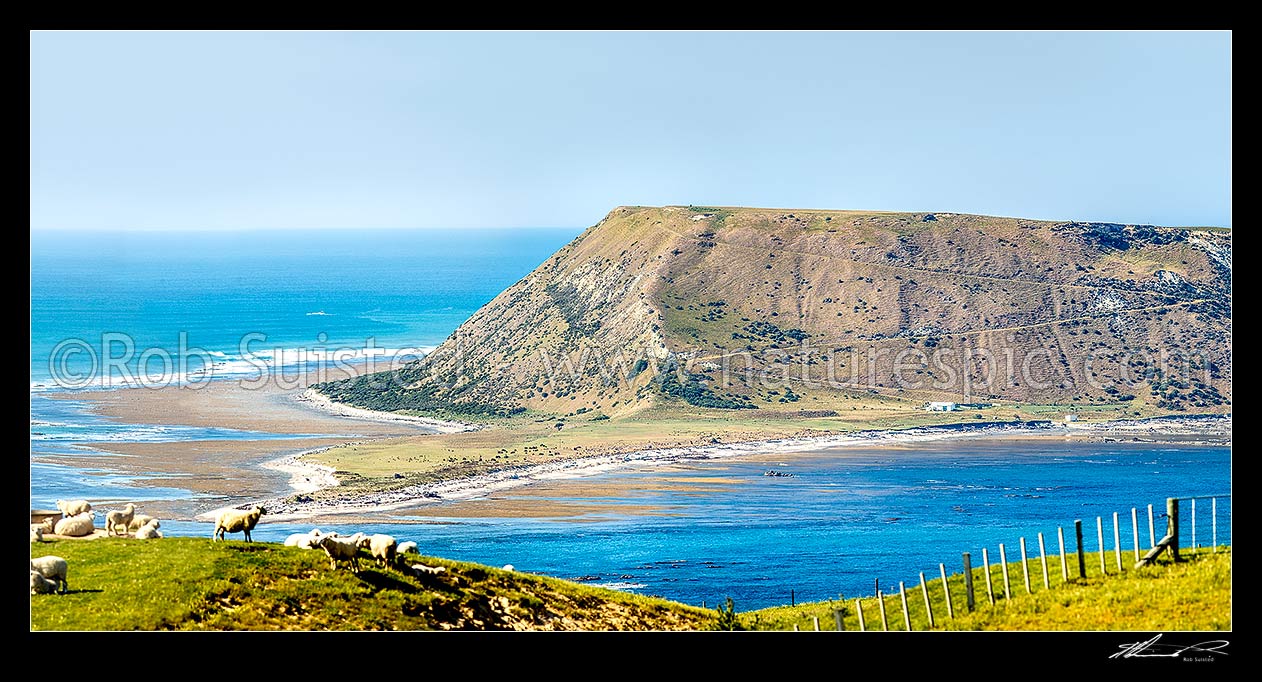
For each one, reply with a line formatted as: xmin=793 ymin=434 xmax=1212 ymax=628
xmin=784 ymin=495 xmax=1229 ymax=632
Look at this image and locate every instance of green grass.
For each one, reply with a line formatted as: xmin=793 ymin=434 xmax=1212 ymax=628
xmin=742 ymin=547 xmax=1231 ymax=631
xmin=30 ymin=537 xmax=715 ymax=631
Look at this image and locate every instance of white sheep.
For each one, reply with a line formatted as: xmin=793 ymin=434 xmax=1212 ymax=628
xmin=397 ymin=541 xmax=418 ymax=555
xmin=502 ymin=564 xmax=515 ymax=572
xmin=410 ymin=563 xmax=447 ymax=576
xmin=283 ymin=528 xmax=337 ymax=549
xmin=31 ymin=571 xmax=59 ymax=596
xmin=35 ymin=517 xmax=56 ymax=535
xmin=134 ymin=519 xmax=163 ymax=540
xmin=54 ymin=511 xmax=95 ymax=537
xmin=31 ymin=526 xmax=44 ymax=543
xmin=283 ymin=532 xmax=313 ymax=547
xmin=315 ymin=532 xmax=365 ymax=572
xmin=56 ymin=499 xmax=91 ymax=517
xmin=128 ymin=514 xmax=155 ymax=532
xmin=105 ymin=503 xmax=136 ymax=537
xmin=212 ymin=506 xmax=265 ymax=542
xmin=30 ymin=556 xmax=68 ymax=594
xmin=363 ymin=534 xmax=398 ymax=569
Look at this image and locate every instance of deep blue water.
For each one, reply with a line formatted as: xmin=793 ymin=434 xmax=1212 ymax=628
xmin=29 ymin=229 xmax=1231 ymax=610
xmin=31 ymin=229 xmax=580 ymax=389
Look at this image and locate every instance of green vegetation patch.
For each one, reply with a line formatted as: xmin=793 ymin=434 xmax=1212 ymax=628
xmin=658 ymin=367 xmax=756 ymax=410
xmin=314 ymin=372 xmax=522 ymax=419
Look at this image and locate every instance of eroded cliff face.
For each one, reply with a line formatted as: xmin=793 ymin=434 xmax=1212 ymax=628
xmin=320 ymin=206 xmax=1231 ymax=417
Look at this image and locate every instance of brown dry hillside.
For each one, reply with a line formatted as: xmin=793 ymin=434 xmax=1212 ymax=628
xmin=318 ymin=206 xmax=1231 ymax=418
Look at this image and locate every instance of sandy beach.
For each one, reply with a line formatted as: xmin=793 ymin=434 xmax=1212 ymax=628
xmin=37 ymin=366 xmax=472 ymax=518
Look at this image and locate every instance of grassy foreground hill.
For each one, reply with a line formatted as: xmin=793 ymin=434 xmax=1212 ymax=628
xmin=31 ymin=539 xmax=1228 ymax=631
xmin=743 ymin=548 xmax=1231 ymax=631
xmin=318 ymin=206 xmax=1231 ymax=419
xmin=30 ymin=538 xmax=714 ymax=631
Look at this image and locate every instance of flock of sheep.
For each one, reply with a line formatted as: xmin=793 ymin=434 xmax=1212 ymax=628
xmin=32 ymin=501 xmax=458 ymax=596
xmin=30 ymin=499 xmax=164 ymax=595
xmin=283 ymin=527 xmax=447 ymax=579
xmin=212 ymin=506 xmax=450 ymax=578
xmin=31 ymin=499 xmax=163 ymax=542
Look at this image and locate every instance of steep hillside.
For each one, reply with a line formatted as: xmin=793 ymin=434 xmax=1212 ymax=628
xmin=318 ymin=206 xmax=1231 ymax=418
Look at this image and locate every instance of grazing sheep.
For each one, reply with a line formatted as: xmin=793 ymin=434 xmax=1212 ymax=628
xmin=410 ymin=563 xmax=447 ymax=576
xmin=31 ymin=526 xmax=44 ymax=543
xmin=35 ymin=517 xmax=56 ymax=535
xmin=128 ymin=514 xmax=155 ymax=532
xmin=315 ymin=532 xmax=365 ymax=572
xmin=283 ymin=528 xmax=337 ymax=549
xmin=134 ymin=519 xmax=162 ymax=540
xmin=502 ymin=564 xmax=515 ymax=572
xmin=105 ymin=503 xmax=136 ymax=537
xmin=54 ymin=511 xmax=95 ymax=537
xmin=397 ymin=541 xmax=418 ymax=555
xmin=56 ymin=499 xmax=91 ymax=517
xmin=212 ymin=506 xmax=265 ymax=542
xmin=364 ymin=534 xmax=398 ymax=569
xmin=30 ymin=556 xmax=68 ymax=593
xmin=31 ymin=571 xmax=59 ymax=596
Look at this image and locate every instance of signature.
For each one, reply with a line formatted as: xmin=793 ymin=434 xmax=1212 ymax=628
xmin=1111 ymin=634 xmax=1230 ymax=659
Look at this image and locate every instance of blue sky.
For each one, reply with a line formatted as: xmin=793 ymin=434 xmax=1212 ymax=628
xmin=29 ymin=31 xmax=1231 ymax=230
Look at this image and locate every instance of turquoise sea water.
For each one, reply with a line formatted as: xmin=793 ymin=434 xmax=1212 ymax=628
xmin=29 ymin=229 xmax=1231 ymax=610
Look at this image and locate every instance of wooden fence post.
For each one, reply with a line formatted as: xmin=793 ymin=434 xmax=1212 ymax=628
xmin=1191 ymin=498 xmax=1197 ymax=552
xmin=1212 ymin=497 xmax=1217 ymax=552
xmin=1019 ymin=537 xmax=1032 ymax=594
xmin=1075 ymin=520 xmax=1086 ymax=579
xmin=1148 ymin=504 xmax=1156 ymax=549
xmin=1058 ymin=527 xmax=1069 ymax=582
xmin=982 ymin=547 xmax=996 ymax=605
xmin=1096 ymin=516 xmax=1107 ymax=575
xmin=940 ymin=563 xmax=955 ymax=618
xmin=1037 ymin=532 xmax=1050 ymax=590
xmin=1131 ymin=507 xmax=1141 ymax=563
xmin=962 ymin=552 xmax=975 ymax=612
xmin=833 ymin=609 xmax=845 ymax=632
xmin=855 ymin=598 xmax=866 ymax=632
xmin=1167 ymin=498 xmax=1180 ymax=561
xmin=793 ymin=624 xmax=799 ymax=631
xmin=998 ymin=543 xmax=1011 ymax=600
xmin=899 ymin=582 xmax=912 ymax=631
xmin=920 ymin=572 xmax=935 ymax=629
xmin=1113 ymin=512 xmax=1123 ymax=572
xmin=812 ymin=616 xmax=820 ymax=631
xmin=877 ymin=588 xmax=888 ymax=631
xmin=790 ymin=589 xmax=795 ymax=607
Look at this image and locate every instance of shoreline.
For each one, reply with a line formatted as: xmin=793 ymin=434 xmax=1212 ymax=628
xmin=236 ymin=414 xmax=1232 ymax=522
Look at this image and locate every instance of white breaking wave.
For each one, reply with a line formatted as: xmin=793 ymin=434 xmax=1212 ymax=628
xmin=593 ymin=581 xmax=648 ymax=591
xmin=31 ymin=345 xmax=436 ymax=392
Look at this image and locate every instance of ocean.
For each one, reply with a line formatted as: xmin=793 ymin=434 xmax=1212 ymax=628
xmin=29 ymin=229 xmax=1231 ymax=610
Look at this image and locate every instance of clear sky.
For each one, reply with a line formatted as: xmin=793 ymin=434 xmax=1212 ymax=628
xmin=30 ymin=31 xmax=1232 ymax=230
